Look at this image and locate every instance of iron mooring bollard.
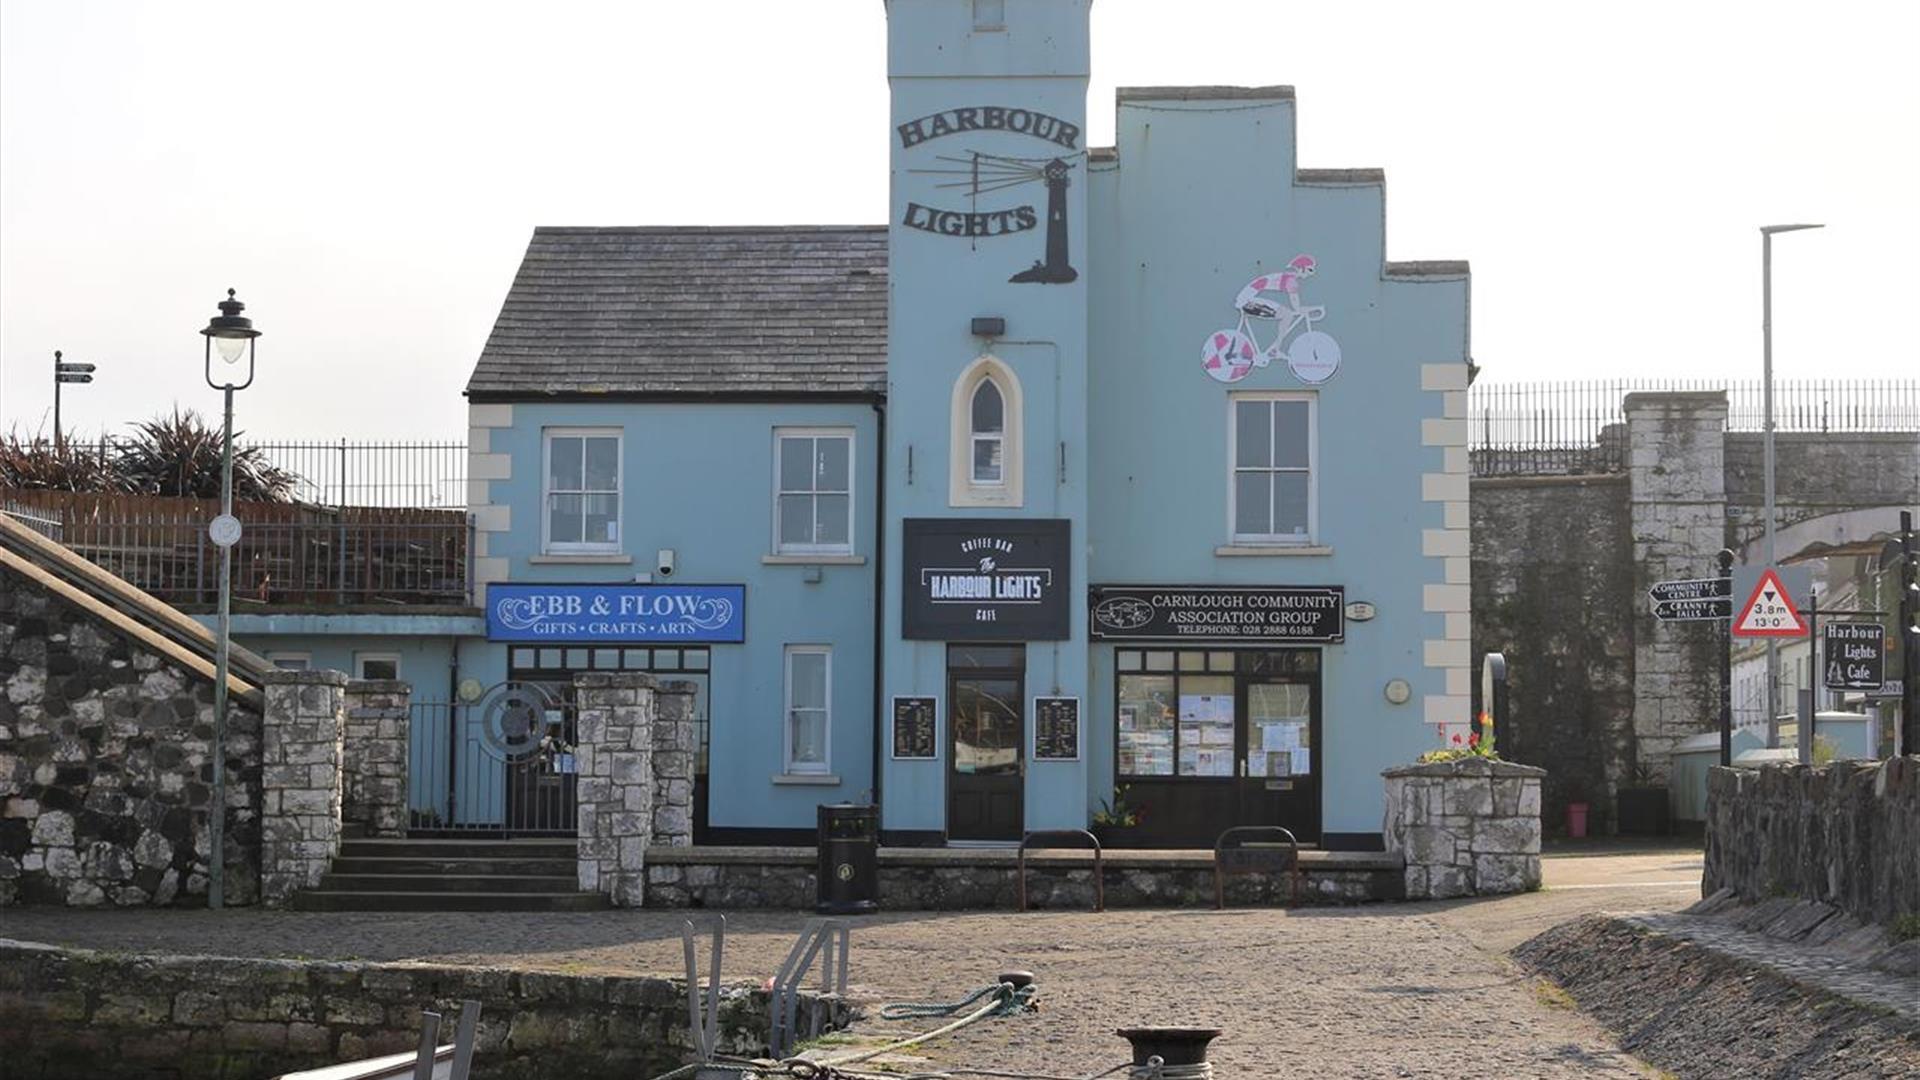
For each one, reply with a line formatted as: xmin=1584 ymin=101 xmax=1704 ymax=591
xmin=1117 ymin=1027 xmax=1223 ymax=1071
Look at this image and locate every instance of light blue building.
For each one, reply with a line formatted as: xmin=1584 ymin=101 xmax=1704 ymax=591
xmin=264 ymin=0 xmax=1474 ymax=849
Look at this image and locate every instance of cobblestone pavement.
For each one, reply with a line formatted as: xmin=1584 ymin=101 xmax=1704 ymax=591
xmin=0 ymin=851 xmax=1706 ymax=1078
xmin=1622 ymin=912 xmax=1919 ymax=1021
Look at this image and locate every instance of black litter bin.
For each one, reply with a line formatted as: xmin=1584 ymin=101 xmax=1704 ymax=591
xmin=817 ymin=803 xmax=879 ymax=914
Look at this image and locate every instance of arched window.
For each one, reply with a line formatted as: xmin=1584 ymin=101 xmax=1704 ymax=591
xmin=950 ymin=356 xmax=1023 ymax=507
xmin=970 ymin=379 xmax=1005 ymax=485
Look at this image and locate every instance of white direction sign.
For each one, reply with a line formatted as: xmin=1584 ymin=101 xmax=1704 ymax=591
xmin=208 ymin=514 xmax=243 ymax=548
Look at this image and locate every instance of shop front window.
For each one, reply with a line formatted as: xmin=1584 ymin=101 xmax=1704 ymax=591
xmin=1115 ymin=649 xmax=1317 ymax=779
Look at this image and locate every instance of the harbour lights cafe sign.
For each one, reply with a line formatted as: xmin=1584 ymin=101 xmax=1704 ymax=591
xmin=486 ymin=583 xmax=746 ymax=643
xmin=897 ymin=104 xmax=1081 ymax=283
xmin=903 ymin=518 xmax=1072 ymax=640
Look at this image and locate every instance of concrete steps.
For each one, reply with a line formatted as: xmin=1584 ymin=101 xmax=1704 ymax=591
xmin=291 ymin=837 xmax=606 ymax=912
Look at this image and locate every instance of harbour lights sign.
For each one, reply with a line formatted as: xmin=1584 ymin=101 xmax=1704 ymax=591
xmin=486 ymin=583 xmax=745 ymax=643
xmin=903 ymin=519 xmax=1071 ymax=640
xmin=897 ymin=103 xmax=1081 ymax=284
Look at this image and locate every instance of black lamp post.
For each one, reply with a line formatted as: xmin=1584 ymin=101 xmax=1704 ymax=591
xmin=200 ymin=288 xmax=259 ymax=910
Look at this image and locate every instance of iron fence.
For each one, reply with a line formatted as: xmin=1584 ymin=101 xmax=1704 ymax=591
xmin=1470 ymin=379 xmax=1920 ymax=477
xmin=43 ymin=436 xmax=468 ymax=509
xmin=2 ymin=500 xmax=62 ymax=541
xmin=1 ymin=490 xmax=469 ymax=606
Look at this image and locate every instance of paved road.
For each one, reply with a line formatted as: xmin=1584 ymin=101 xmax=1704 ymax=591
xmin=2 ymin=850 xmax=1704 ymax=1078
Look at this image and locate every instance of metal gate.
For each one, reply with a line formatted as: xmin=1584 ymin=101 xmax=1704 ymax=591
xmin=408 ymin=682 xmax=578 ymax=836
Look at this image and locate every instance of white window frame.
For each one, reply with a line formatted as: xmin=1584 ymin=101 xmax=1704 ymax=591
xmin=1227 ymin=392 xmax=1318 ymax=545
xmin=267 ymin=652 xmax=311 ymax=671
xmin=773 ymin=427 xmax=856 ymax=556
xmin=782 ymin=645 xmax=833 ymax=776
xmin=542 ymin=427 xmax=624 ymax=555
xmin=949 ymin=356 xmax=1024 ymax=508
xmin=354 ymin=651 xmax=402 ymax=680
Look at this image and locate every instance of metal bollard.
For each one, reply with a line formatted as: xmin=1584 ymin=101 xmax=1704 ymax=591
xmin=1116 ymin=1027 xmax=1223 ymax=1075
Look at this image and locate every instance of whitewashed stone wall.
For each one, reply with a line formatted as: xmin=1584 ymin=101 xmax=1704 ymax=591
xmin=259 ymin=670 xmax=347 ymax=905
xmin=1383 ymin=757 xmax=1544 ymax=899
xmin=341 ymin=679 xmax=409 ymax=838
xmin=574 ymin=672 xmax=695 ymax=906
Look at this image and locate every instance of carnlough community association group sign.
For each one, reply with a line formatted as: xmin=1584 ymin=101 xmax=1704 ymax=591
xmin=1089 ymin=585 xmax=1345 ymax=642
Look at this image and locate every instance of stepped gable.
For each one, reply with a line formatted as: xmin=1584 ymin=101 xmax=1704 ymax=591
xmin=466 ymin=224 xmax=890 ymax=399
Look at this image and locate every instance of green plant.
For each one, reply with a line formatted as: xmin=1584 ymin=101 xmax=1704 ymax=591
xmin=115 ymin=408 xmax=298 ymax=501
xmin=1811 ymin=735 xmax=1840 ymax=766
xmin=1092 ymin=785 xmax=1139 ymax=828
xmin=1890 ymin=913 xmax=1920 ymax=942
xmin=0 ymin=426 xmax=119 ymax=491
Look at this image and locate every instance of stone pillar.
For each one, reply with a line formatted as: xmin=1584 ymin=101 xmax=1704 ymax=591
xmin=652 ymin=680 xmax=698 ymax=848
xmin=259 ymin=670 xmax=347 ymax=906
xmin=574 ymin=672 xmax=659 ymax=906
xmin=1383 ymin=758 xmax=1545 ymax=899
xmin=342 ymin=679 xmax=411 ymax=838
xmin=1625 ymin=391 xmax=1729 ymax=798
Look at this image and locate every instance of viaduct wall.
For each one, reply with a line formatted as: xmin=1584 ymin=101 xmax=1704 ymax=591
xmin=1471 ymin=392 xmax=1918 ymax=833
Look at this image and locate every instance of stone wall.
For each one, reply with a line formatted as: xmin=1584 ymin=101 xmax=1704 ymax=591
xmin=1725 ymin=432 xmax=1920 ymax=515
xmin=0 ymin=937 xmax=849 ymax=1080
xmin=1 ymin=562 xmax=261 ymax=907
xmin=573 ymin=673 xmax=695 ymax=906
xmin=1624 ymin=392 xmax=1730 ymax=781
xmin=642 ymin=847 xmax=1403 ymax=908
xmin=342 ymin=679 xmax=409 ymax=838
xmin=260 ymin=670 xmax=347 ymax=906
xmin=1382 ymin=757 xmax=1544 ymax=899
xmin=1703 ymin=758 xmax=1919 ymax=927
xmin=1471 ymin=474 xmax=1633 ymax=831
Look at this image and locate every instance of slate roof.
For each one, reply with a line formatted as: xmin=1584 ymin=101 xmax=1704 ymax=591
xmin=466 ymin=225 xmax=889 ymax=398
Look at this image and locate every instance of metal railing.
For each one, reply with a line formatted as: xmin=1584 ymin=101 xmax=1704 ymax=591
xmin=2 ymin=500 xmax=62 ymax=541
xmin=1470 ymin=379 xmax=1920 ymax=477
xmin=33 ymin=436 xmax=467 ymax=509
xmin=1 ymin=490 xmax=469 ymax=606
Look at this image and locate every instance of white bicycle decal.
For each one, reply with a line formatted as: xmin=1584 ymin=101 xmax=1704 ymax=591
xmin=1200 ymin=254 xmax=1342 ymax=384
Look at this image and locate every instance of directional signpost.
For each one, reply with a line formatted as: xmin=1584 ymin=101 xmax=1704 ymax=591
xmin=1649 ymin=576 xmax=1732 ymax=621
xmin=51 ymin=350 xmax=99 ymax=449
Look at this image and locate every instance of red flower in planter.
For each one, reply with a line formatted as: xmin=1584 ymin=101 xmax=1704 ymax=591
xmin=1452 ymin=734 xmax=1464 ymax=745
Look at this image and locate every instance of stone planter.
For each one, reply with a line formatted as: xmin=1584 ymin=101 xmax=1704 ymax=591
xmin=1382 ymin=757 xmax=1545 ymax=899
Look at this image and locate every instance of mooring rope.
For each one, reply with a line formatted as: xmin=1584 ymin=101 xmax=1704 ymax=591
xmin=879 ymin=980 xmax=1040 ymax=1022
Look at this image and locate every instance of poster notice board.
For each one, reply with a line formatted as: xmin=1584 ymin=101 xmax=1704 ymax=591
xmin=891 ymin=697 xmax=938 ymax=760
xmin=1033 ymin=696 xmax=1081 ymax=761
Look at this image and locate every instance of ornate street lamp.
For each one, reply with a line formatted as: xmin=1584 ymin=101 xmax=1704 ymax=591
xmin=200 ymin=288 xmax=260 ymax=910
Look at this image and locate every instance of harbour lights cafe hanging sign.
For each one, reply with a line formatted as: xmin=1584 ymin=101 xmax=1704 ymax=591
xmin=486 ymin=583 xmax=746 ymax=643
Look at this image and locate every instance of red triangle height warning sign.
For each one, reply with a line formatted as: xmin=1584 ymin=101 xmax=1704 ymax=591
xmin=1732 ymin=568 xmax=1808 ymax=638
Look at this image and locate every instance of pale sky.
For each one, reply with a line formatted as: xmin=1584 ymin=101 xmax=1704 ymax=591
xmin=2 ymin=0 xmax=1914 ymax=442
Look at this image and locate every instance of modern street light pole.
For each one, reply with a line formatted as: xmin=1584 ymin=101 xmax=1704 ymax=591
xmin=200 ymin=288 xmax=260 ymax=910
xmin=1761 ymin=223 xmax=1822 ymax=746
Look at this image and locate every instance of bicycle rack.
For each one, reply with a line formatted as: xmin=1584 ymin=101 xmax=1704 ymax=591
xmin=409 ymin=999 xmax=481 ymax=1080
xmin=1213 ymin=825 xmax=1301 ymax=909
xmin=681 ymin=914 xmax=727 ymax=1067
xmin=1017 ymin=828 xmax=1104 ymax=913
xmin=768 ymin=918 xmax=851 ymax=1059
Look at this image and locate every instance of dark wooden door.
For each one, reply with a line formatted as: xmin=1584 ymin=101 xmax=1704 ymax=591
xmin=1236 ymin=676 xmax=1321 ymax=842
xmin=948 ymin=672 xmax=1024 ymax=841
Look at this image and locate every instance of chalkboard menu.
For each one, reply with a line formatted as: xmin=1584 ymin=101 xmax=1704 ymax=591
xmin=1033 ymin=696 xmax=1081 ymax=761
xmin=891 ymin=697 xmax=938 ymax=760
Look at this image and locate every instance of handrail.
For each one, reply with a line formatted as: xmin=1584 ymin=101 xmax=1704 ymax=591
xmin=1212 ymin=825 xmax=1300 ymax=910
xmin=1017 ymin=828 xmax=1104 ymax=913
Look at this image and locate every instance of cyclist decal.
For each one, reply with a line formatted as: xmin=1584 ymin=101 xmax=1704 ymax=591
xmin=1200 ymin=253 xmax=1343 ymax=384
